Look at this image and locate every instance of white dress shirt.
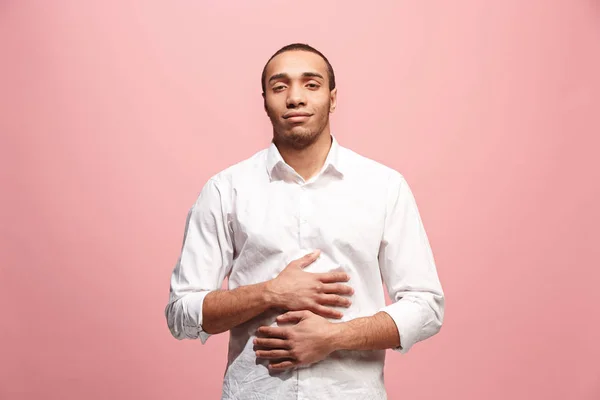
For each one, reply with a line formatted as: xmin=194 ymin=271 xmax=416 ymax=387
xmin=165 ymin=135 xmax=444 ymax=400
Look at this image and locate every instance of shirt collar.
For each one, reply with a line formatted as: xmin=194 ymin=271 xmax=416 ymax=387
xmin=266 ymin=134 xmax=344 ymax=181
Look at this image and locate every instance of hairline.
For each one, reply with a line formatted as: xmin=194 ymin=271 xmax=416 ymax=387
xmin=261 ymin=48 xmax=335 ymax=94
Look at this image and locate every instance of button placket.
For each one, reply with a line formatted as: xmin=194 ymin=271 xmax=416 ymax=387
xmin=298 ymin=185 xmax=312 ymax=248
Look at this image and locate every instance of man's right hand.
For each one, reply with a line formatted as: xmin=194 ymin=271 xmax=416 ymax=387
xmin=264 ymin=250 xmax=354 ymax=319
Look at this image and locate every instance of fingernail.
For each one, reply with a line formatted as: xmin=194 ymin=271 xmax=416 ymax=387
xmin=253 ymin=339 xmax=257 ymax=344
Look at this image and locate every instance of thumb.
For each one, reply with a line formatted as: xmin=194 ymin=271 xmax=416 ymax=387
xmin=277 ymin=311 xmax=309 ymax=324
xmin=298 ymin=249 xmax=321 ymax=269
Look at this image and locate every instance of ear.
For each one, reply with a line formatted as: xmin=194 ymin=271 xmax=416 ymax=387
xmin=329 ymin=88 xmax=337 ymax=113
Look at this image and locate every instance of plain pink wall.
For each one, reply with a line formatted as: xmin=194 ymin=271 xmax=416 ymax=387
xmin=1 ymin=1 xmax=599 ymax=399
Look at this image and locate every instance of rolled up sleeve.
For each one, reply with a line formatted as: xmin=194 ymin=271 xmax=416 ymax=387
xmin=378 ymin=172 xmax=445 ymax=354
xmin=165 ymin=178 xmax=234 ymax=342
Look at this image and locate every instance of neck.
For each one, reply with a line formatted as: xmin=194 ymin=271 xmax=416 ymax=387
xmin=275 ymin=130 xmax=333 ymax=181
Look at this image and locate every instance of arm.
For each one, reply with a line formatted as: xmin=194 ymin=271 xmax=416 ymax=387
xmin=329 ymin=311 xmax=400 ymax=351
xmin=165 ymin=178 xmax=237 ymax=342
xmin=375 ymin=171 xmax=444 ymax=353
xmin=203 ymin=248 xmax=351 ymax=335
xmin=201 ymin=282 xmax=271 ymax=335
xmin=256 ymin=310 xmax=399 ymax=370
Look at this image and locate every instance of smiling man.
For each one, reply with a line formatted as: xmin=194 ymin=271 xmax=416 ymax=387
xmin=165 ymin=43 xmax=445 ymax=400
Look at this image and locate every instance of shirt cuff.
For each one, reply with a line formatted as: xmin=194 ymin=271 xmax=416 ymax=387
xmin=379 ymin=299 xmax=426 ymax=354
xmin=182 ymin=290 xmax=212 ymax=344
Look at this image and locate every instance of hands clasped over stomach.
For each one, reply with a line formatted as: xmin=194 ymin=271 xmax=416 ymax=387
xmin=256 ymin=250 xmax=353 ymax=370
xmin=264 ymin=249 xmax=354 ymax=319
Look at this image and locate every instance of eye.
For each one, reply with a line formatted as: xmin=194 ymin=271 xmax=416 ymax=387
xmin=273 ymin=85 xmax=286 ymax=92
xmin=306 ymin=83 xmax=320 ymax=89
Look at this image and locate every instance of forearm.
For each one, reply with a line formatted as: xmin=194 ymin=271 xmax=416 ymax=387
xmin=202 ymin=281 xmax=274 ymax=334
xmin=330 ymin=311 xmax=400 ymax=351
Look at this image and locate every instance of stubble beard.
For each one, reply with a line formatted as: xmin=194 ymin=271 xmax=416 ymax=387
xmin=269 ymin=103 xmax=330 ymax=151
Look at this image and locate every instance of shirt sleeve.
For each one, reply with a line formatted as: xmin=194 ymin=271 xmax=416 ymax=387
xmin=378 ymin=172 xmax=445 ymax=354
xmin=165 ymin=178 xmax=234 ymax=342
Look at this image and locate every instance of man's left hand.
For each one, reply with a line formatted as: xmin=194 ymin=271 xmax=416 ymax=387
xmin=255 ymin=310 xmax=339 ymax=370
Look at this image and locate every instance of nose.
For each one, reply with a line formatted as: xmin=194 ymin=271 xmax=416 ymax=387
xmin=286 ymin=83 xmax=306 ymax=108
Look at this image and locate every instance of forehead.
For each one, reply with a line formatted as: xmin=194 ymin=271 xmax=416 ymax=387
xmin=266 ymin=50 xmax=328 ymax=80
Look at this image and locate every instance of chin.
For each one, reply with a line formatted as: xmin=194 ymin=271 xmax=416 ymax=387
xmin=276 ymin=127 xmax=321 ymax=149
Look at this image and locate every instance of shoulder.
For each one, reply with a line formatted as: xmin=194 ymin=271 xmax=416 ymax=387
xmin=206 ymin=148 xmax=268 ymax=189
xmin=339 ymin=145 xmax=406 ymax=185
xmin=189 ymin=147 xmax=268 ymax=208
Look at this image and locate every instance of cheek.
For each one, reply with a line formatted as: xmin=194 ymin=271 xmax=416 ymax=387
xmin=314 ymin=98 xmax=331 ymax=119
xmin=265 ymin=100 xmax=283 ymax=118
xmin=264 ymin=104 xmax=279 ymax=122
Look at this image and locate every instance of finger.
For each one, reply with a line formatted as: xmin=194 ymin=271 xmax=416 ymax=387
xmin=297 ymin=249 xmax=321 ymax=268
xmin=256 ymin=349 xmax=293 ymax=360
xmin=312 ymin=305 xmax=343 ymax=319
xmin=253 ymin=338 xmax=290 ymax=349
xmin=317 ymin=271 xmax=350 ymax=283
xmin=321 ymin=283 xmax=354 ymax=295
xmin=318 ymin=294 xmax=352 ymax=308
xmin=276 ymin=310 xmax=309 ymax=324
xmin=257 ymin=326 xmax=288 ymax=339
xmin=269 ymin=360 xmax=297 ymax=370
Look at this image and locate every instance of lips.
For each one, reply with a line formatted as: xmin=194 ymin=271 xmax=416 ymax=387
xmin=283 ymin=112 xmax=312 ymax=119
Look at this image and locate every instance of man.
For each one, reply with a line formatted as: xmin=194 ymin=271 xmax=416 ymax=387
xmin=165 ymin=43 xmax=444 ymax=399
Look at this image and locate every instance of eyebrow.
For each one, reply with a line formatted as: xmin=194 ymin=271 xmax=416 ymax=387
xmin=268 ymin=72 xmax=325 ymax=84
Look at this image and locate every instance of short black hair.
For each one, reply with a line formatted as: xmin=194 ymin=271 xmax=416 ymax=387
xmin=261 ymin=43 xmax=336 ymax=94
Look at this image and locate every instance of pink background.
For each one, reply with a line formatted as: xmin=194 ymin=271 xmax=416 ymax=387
xmin=1 ymin=1 xmax=599 ymax=399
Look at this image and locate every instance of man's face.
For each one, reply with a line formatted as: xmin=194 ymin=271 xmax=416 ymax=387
xmin=263 ymin=50 xmax=337 ymax=149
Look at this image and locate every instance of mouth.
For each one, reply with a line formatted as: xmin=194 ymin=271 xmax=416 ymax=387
xmin=283 ymin=112 xmax=313 ymax=122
